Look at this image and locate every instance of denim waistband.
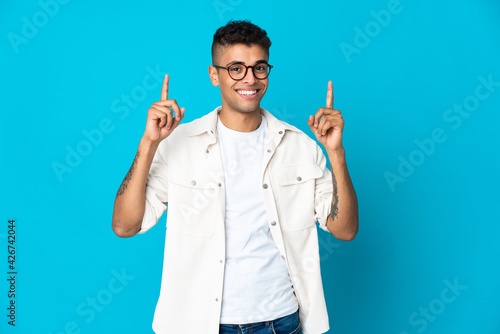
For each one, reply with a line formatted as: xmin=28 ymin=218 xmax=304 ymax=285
xmin=220 ymin=307 xmax=299 ymax=327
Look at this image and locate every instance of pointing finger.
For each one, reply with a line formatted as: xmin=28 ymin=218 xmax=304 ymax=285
xmin=161 ymin=74 xmax=169 ymax=101
xmin=326 ymin=80 xmax=333 ymax=109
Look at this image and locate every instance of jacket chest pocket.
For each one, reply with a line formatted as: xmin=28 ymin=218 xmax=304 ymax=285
xmin=166 ymin=168 xmax=220 ymax=237
xmin=273 ymin=163 xmax=324 ymax=231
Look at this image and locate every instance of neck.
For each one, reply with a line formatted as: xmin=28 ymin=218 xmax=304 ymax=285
xmin=218 ymin=107 xmax=262 ymax=132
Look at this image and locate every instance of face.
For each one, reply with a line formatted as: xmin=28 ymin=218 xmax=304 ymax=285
xmin=209 ymin=44 xmax=269 ymax=115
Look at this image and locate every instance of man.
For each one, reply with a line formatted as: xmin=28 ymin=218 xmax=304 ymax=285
xmin=112 ymin=20 xmax=358 ymax=334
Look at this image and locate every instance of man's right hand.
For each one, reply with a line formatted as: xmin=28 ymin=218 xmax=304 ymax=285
xmin=143 ymin=74 xmax=185 ymax=143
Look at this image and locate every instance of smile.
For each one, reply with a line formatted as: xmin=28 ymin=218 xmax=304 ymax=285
xmin=236 ymin=89 xmax=260 ymax=98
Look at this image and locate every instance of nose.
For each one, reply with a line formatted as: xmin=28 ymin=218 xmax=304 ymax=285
xmin=242 ymin=66 xmax=257 ymax=84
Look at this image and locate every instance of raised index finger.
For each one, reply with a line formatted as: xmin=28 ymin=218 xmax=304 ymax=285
xmin=326 ymin=80 xmax=334 ymax=109
xmin=161 ymin=74 xmax=169 ymax=101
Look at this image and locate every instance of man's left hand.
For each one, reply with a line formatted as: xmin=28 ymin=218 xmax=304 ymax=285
xmin=307 ymin=81 xmax=344 ymax=152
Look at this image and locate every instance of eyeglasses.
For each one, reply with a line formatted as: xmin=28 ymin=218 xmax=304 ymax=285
xmin=213 ymin=62 xmax=273 ymax=81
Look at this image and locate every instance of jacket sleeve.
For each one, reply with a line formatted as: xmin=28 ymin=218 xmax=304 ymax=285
xmin=313 ymin=143 xmax=333 ymax=233
xmin=137 ymin=143 xmax=169 ymax=234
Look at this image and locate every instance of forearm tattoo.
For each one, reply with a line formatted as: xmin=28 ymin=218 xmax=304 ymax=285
xmin=330 ymin=167 xmax=339 ymax=221
xmin=117 ymin=151 xmax=140 ymax=197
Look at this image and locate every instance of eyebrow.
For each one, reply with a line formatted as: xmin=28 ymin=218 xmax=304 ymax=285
xmin=226 ymin=59 xmax=269 ymax=66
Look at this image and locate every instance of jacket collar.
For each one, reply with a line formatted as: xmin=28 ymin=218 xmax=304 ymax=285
xmin=186 ymin=106 xmax=300 ymax=137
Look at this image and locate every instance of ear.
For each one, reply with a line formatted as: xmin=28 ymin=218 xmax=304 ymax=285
xmin=208 ymin=65 xmax=219 ymax=87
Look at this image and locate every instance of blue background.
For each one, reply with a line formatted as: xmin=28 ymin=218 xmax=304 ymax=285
xmin=1 ymin=0 xmax=499 ymax=333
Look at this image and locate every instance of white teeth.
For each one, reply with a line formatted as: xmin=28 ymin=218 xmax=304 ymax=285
xmin=237 ymin=90 xmax=257 ymax=96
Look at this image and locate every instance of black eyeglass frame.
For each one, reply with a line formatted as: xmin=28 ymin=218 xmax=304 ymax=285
xmin=213 ymin=63 xmax=273 ymax=81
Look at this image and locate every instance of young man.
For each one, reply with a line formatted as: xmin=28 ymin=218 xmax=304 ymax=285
xmin=112 ymin=20 xmax=358 ymax=334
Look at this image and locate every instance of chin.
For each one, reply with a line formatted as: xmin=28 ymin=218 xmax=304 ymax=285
xmin=237 ymin=100 xmax=262 ymax=114
xmin=236 ymin=106 xmax=259 ymax=114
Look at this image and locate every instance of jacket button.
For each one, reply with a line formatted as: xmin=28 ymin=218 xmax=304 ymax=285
xmin=215 ymin=298 xmax=219 ymax=302
xmin=279 ymin=131 xmax=283 ymax=134
xmin=263 ymin=184 xmax=268 ymax=189
xmin=296 ymin=176 xmax=302 ymax=181
xmin=267 ymin=149 xmax=271 ymax=153
xmin=270 ymin=221 xmax=276 ymax=226
xmin=190 ymin=180 xmax=197 ymax=186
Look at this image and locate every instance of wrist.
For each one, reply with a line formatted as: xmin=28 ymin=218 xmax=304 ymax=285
xmin=326 ymin=146 xmax=345 ymax=157
xmin=326 ymin=146 xmax=346 ymax=166
xmin=139 ymin=137 xmax=160 ymax=156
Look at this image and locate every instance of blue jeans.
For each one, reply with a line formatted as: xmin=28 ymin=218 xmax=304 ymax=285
xmin=219 ymin=309 xmax=302 ymax=334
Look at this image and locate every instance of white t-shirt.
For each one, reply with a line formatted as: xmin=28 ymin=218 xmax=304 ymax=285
xmin=217 ymin=114 xmax=299 ymax=324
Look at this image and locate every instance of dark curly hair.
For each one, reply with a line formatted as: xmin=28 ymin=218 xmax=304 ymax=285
xmin=212 ymin=20 xmax=272 ymax=64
